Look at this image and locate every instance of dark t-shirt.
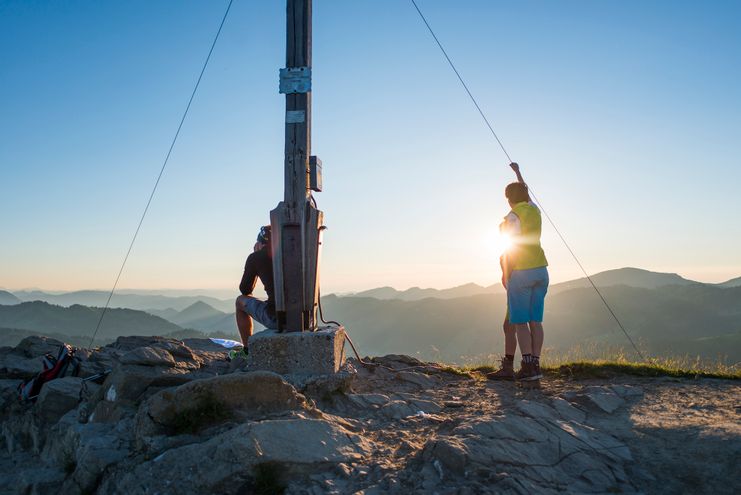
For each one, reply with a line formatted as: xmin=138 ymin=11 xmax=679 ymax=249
xmin=239 ymin=247 xmax=275 ymax=318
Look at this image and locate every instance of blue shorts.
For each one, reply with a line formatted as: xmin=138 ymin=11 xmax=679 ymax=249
xmin=237 ymin=295 xmax=278 ymax=330
xmin=507 ymin=267 xmax=549 ymax=324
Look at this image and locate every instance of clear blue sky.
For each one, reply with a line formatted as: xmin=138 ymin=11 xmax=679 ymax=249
xmin=1 ymin=0 xmax=739 ymax=293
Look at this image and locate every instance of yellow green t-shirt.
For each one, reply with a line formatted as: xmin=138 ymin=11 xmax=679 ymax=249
xmin=502 ymin=201 xmax=548 ymax=270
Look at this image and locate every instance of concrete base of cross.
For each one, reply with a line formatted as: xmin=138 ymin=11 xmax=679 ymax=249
xmin=246 ymin=325 xmax=346 ymax=378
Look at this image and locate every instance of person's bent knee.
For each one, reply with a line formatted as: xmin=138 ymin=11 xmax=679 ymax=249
xmin=236 ymin=295 xmax=251 ymax=312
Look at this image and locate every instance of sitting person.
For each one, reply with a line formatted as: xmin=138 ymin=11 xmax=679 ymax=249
xmin=235 ymin=226 xmax=277 ymax=353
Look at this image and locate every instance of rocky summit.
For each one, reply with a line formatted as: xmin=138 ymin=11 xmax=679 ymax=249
xmin=0 ymin=336 xmax=739 ymax=494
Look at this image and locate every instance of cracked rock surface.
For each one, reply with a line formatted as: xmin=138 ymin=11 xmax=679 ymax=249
xmin=1 ymin=336 xmax=739 ymax=494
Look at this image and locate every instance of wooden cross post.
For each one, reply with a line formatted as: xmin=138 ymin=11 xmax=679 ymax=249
xmin=271 ymin=0 xmax=323 ymax=332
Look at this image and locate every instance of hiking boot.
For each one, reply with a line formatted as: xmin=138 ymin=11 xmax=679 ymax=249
xmin=486 ymin=357 xmax=515 ymax=381
xmin=515 ymin=361 xmax=542 ymax=382
xmin=532 ymin=361 xmax=543 ymax=380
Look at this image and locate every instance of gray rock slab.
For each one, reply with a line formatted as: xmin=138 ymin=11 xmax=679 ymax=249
xmin=610 ymin=384 xmax=644 ymax=398
xmin=582 ymin=386 xmax=626 ymax=413
xmin=394 ymin=370 xmax=440 ymax=389
xmin=424 ymin=436 xmax=470 ymax=475
xmin=516 ymin=399 xmax=559 ymax=421
xmin=551 ymin=397 xmax=587 ymax=423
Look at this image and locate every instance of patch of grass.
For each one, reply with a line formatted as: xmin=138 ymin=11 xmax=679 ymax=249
xmin=253 ymin=462 xmax=285 ymax=495
xmin=437 ymin=365 xmax=473 ymax=377
xmin=457 ymin=343 xmax=739 ymax=380
xmin=463 ymin=359 xmax=739 ymax=380
xmin=544 ymin=361 xmax=740 ymax=380
xmin=168 ymin=392 xmax=232 ymax=435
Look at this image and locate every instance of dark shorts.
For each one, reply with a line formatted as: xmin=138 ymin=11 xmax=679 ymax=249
xmin=237 ymin=295 xmax=277 ymax=330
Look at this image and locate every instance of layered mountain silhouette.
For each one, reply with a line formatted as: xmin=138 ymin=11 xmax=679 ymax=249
xmin=10 ymin=290 xmax=234 ymax=313
xmin=0 ymin=291 xmax=21 ymax=306
xmin=718 ymin=276 xmax=741 ymax=288
xmin=351 ymin=282 xmax=502 ymax=301
xmin=0 ymin=301 xmax=181 ymax=346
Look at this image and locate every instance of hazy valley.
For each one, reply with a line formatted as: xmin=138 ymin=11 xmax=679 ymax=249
xmin=2 ymin=268 xmax=739 ymax=364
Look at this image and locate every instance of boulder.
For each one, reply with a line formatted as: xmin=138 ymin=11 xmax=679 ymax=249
xmin=36 ymin=377 xmax=83 ymax=424
xmin=89 ymin=399 xmax=137 ymax=424
xmin=2 ymin=411 xmax=44 ymax=455
xmin=14 ymin=466 xmax=67 ymax=495
xmin=109 ymin=335 xmax=181 ymax=353
xmin=100 ymin=363 xmax=194 ymax=404
xmin=15 ymin=336 xmax=66 ymax=358
xmin=0 ymin=354 xmax=45 ymax=379
xmin=0 ymin=378 xmax=22 ymax=411
xmin=119 ymin=346 xmax=177 ymax=367
xmin=100 ymin=418 xmax=372 ymax=495
xmin=423 ymin=436 xmax=469 ymax=476
xmin=42 ymin=416 xmax=131 ymax=495
xmin=137 ymin=371 xmax=309 ymax=439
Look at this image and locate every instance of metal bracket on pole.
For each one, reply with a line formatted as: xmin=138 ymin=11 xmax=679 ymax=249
xmin=279 ymin=67 xmax=312 ymax=94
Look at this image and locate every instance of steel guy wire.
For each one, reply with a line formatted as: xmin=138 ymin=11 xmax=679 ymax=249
xmin=88 ymin=0 xmax=235 ymax=348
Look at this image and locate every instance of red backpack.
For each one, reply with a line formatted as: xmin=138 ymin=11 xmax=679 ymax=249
xmin=18 ymin=344 xmax=81 ymax=402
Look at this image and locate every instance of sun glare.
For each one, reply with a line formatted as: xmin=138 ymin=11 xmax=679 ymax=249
xmin=483 ymin=229 xmax=512 ymax=258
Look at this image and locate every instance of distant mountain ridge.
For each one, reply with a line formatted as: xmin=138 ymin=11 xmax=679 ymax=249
xmin=322 ymin=282 xmax=741 ymax=363
xmin=351 ymin=283 xmax=502 ymax=301
xmin=549 ymin=267 xmax=698 ymax=293
xmin=4 ymin=268 xmax=736 ymax=308
xmin=166 ymin=301 xmax=236 ymax=333
xmin=10 ymin=290 xmax=234 ymax=313
xmin=0 ymin=291 xmax=21 ymax=306
xmin=0 ymin=301 xmax=184 ymax=341
xmin=346 ymin=267 xmax=713 ymax=301
xmin=718 ymin=276 xmax=741 ymax=288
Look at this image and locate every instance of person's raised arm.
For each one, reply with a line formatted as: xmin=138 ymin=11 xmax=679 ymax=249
xmin=510 ymin=162 xmax=525 ymax=184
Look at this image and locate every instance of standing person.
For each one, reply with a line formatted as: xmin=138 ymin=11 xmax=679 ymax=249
xmin=499 ymin=162 xmax=549 ymax=381
xmin=235 ymin=226 xmax=278 ymax=354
